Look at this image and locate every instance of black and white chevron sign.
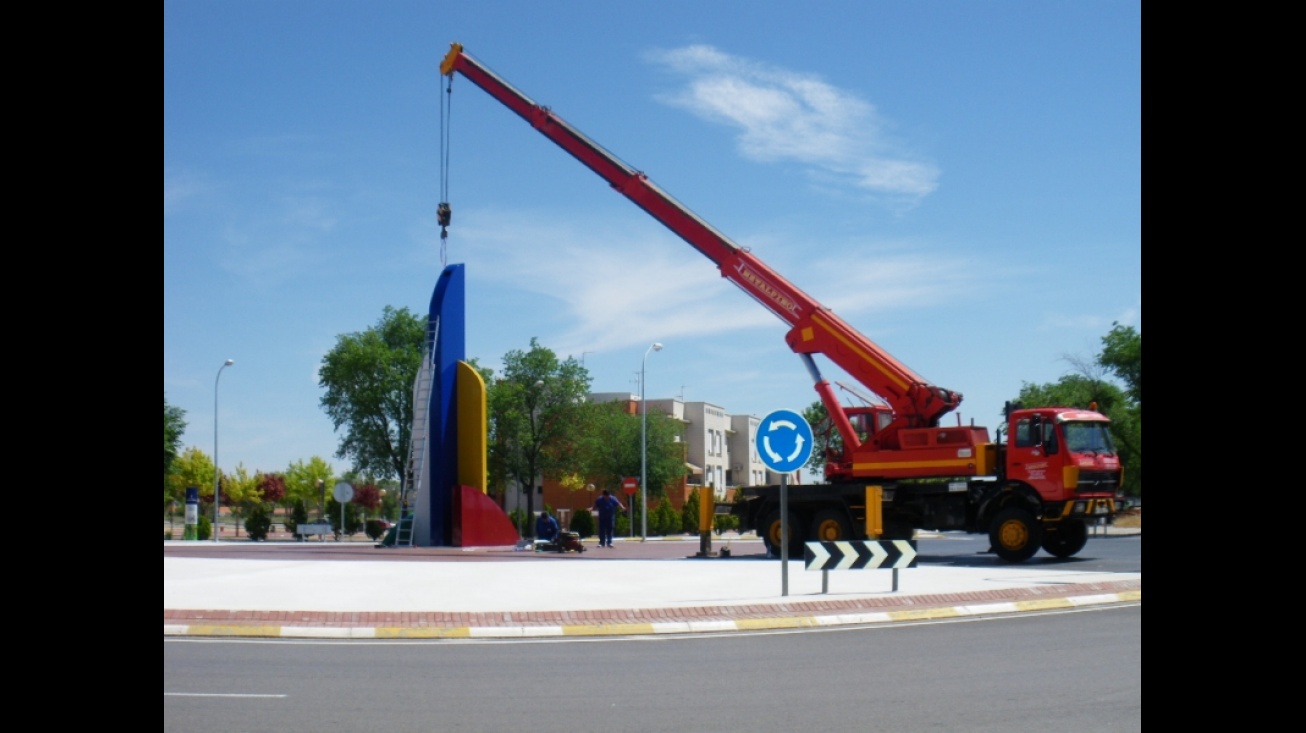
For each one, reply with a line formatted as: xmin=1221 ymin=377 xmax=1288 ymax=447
xmin=804 ymin=540 xmax=918 ymax=571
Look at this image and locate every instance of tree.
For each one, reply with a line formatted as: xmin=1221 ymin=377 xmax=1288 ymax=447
xmin=284 ymin=457 xmax=335 ymax=519
xmin=166 ymin=446 xmax=215 ymax=509
xmin=642 ymin=408 xmax=687 ymax=502
xmin=802 ymin=400 xmax=831 ymax=480
xmin=257 ymin=473 xmax=287 ymax=506
xmin=164 ymin=393 xmax=188 ymax=483
xmin=567 ymin=401 xmax=685 ymax=501
xmin=569 ymin=402 xmax=640 ymax=493
xmin=351 ymin=483 xmax=383 ymax=514
xmin=318 ymin=305 xmax=426 ymax=482
xmin=488 ymin=338 xmax=591 ymax=534
xmin=1099 ymin=322 xmax=1141 ymax=404
xmin=224 ymin=463 xmax=260 ymax=537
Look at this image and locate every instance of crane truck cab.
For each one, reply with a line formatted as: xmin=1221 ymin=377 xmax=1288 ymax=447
xmin=984 ymin=405 xmax=1120 ymax=561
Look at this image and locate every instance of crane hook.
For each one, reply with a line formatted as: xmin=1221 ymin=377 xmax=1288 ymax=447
xmin=437 ymin=202 xmax=452 ymax=239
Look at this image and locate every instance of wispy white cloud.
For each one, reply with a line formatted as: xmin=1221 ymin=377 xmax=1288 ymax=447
xmin=460 ymin=208 xmax=977 ymax=358
xmin=646 ymin=45 xmax=939 ymax=202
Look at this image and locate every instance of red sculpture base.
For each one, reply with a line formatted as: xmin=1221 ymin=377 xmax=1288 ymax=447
xmin=451 ymin=485 xmax=520 ymax=547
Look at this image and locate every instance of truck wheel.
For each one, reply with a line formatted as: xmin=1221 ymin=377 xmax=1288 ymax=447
xmin=989 ymin=507 xmax=1043 ymax=563
xmin=809 ymin=510 xmax=852 ymax=543
xmin=759 ymin=509 xmax=804 ymax=557
xmin=1041 ymin=519 xmax=1089 ymax=558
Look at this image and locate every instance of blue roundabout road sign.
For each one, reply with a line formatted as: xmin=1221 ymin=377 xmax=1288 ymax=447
xmin=755 ymin=409 xmax=814 ymax=473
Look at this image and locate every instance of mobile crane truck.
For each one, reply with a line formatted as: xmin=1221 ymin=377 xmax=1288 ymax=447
xmin=439 ymin=43 xmax=1121 ymax=562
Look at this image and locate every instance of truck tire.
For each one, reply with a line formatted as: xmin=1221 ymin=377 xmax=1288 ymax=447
xmin=809 ymin=509 xmax=853 ymax=543
xmin=759 ymin=509 xmax=804 ymax=557
xmin=1041 ymin=519 xmax=1089 ymax=558
xmin=989 ymin=507 xmax=1043 ymax=563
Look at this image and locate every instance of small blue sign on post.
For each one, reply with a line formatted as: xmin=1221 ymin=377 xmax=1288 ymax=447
xmin=755 ymin=409 xmax=814 ymax=473
xmin=184 ymin=486 xmax=199 ymax=541
xmin=756 ymin=409 xmax=813 ymax=598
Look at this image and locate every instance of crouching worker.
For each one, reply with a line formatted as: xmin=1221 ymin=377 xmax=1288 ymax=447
xmin=536 ymin=510 xmax=559 ymax=544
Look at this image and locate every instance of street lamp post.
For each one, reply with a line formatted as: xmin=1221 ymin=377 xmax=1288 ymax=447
xmin=213 ymin=358 xmax=234 ymax=542
xmin=640 ymin=342 xmax=663 ymax=541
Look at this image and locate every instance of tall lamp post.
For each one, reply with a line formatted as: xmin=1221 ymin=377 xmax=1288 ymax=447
xmin=213 ymin=358 xmax=234 ymax=542
xmin=640 ymin=342 xmax=662 ymax=541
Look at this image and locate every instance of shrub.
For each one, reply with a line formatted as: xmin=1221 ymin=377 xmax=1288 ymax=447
xmin=653 ymin=498 xmax=679 ymax=536
xmin=682 ymin=489 xmax=702 ymax=534
xmin=570 ymin=509 xmax=595 ymax=538
xmin=713 ymin=512 xmax=739 ymax=535
xmin=197 ymin=514 xmax=212 ymax=541
xmin=244 ymin=504 xmax=272 ymax=541
xmin=286 ymin=499 xmax=308 ymax=536
xmin=365 ymin=519 xmax=389 ymax=541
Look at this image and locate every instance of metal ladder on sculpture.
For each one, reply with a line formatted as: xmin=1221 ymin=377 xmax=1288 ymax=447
xmin=395 ymin=348 xmax=434 ymax=547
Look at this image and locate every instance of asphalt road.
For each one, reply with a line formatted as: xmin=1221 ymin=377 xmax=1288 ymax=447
xmin=165 ymin=603 xmax=1141 ymax=733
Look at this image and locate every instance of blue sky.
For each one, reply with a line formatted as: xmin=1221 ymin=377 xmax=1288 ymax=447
xmin=164 ymin=1 xmax=1141 ymax=478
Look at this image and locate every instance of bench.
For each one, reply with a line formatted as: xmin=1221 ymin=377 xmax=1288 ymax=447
xmin=296 ymin=523 xmax=334 ymax=541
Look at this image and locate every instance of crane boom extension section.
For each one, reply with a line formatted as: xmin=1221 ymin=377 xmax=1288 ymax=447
xmin=440 ymin=44 xmax=973 ymax=479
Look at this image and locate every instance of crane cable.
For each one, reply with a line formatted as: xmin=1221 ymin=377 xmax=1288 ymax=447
xmin=437 ymin=70 xmax=454 ymax=267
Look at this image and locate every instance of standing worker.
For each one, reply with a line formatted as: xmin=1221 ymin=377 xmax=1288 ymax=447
xmin=592 ymin=489 xmax=625 ymax=548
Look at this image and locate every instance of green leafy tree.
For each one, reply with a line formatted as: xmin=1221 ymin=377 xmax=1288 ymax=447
xmin=569 ymin=400 xmax=686 ymax=501
xmin=1099 ymin=323 xmax=1141 ymax=404
xmin=164 ymin=393 xmax=188 ymax=492
xmin=802 ymin=401 xmax=831 ymax=480
xmin=489 ymin=338 xmax=591 ymax=534
xmin=224 ymin=463 xmax=260 ymax=537
xmin=284 ymin=457 xmax=334 ymax=519
xmin=319 ymin=305 xmax=426 ymax=482
xmin=167 ymin=446 xmax=215 ymax=510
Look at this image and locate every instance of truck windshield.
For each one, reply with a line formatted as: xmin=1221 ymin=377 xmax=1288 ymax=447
xmin=1062 ymin=422 xmax=1116 ymax=455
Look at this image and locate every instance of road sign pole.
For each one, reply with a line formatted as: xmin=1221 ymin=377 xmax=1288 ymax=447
xmin=622 ymin=477 xmax=638 ymax=538
xmin=780 ymin=474 xmax=788 ymax=596
xmin=755 ymin=409 xmax=812 ymax=600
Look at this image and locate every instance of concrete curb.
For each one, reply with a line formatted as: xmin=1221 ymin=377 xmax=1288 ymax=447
xmin=164 ymin=579 xmax=1140 ymax=640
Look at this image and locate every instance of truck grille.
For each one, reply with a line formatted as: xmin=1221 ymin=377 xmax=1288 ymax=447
xmin=1076 ymin=470 xmax=1118 ymax=493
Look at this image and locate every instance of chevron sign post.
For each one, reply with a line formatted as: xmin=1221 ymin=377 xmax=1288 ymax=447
xmin=804 ymin=540 xmax=918 ymax=593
